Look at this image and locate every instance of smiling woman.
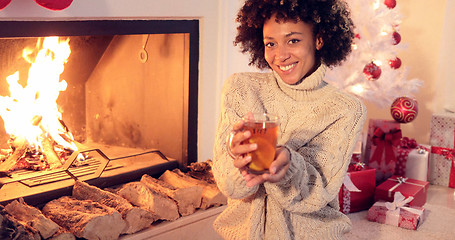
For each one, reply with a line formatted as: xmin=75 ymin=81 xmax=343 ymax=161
xmin=212 ymin=0 xmax=367 ymax=239
xmin=263 ymin=14 xmax=323 ymax=85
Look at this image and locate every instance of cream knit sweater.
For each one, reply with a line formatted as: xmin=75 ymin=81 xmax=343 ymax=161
xmin=212 ymin=64 xmax=367 ymax=240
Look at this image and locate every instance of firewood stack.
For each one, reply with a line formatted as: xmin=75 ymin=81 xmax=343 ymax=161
xmin=0 ymin=160 xmax=226 ymax=240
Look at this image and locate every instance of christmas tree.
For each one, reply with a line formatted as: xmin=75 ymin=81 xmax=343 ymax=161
xmin=326 ymin=0 xmax=422 ymax=108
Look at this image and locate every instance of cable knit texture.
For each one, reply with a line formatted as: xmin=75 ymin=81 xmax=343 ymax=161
xmin=212 ymin=64 xmax=367 ymax=240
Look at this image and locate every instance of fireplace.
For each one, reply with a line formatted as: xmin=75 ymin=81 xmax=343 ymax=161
xmin=0 ymin=20 xmax=200 ymax=205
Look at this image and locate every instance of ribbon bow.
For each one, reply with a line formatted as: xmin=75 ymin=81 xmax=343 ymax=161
xmin=385 ymin=192 xmax=414 ymax=211
xmin=349 ymin=162 xmax=366 ymax=172
xmin=400 ymin=137 xmax=418 ymax=149
xmin=370 ymin=127 xmax=402 ymax=165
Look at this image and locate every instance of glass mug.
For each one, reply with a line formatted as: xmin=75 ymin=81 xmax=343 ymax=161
xmin=227 ymin=113 xmax=280 ymax=173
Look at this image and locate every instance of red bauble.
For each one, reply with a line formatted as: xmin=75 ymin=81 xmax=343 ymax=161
xmin=389 ymin=57 xmax=402 ymax=69
xmin=390 ymin=97 xmax=418 ymax=123
xmin=392 ymin=31 xmax=401 ymax=45
xmin=384 ymin=0 xmax=397 ymax=9
xmin=0 ymin=0 xmax=11 ymax=10
xmin=363 ymin=62 xmax=382 ymax=81
xmin=35 ymin=0 xmax=73 ymax=10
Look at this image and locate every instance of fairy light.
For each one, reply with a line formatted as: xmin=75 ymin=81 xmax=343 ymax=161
xmin=372 ymin=0 xmax=381 ymax=9
xmin=351 ymin=84 xmax=365 ymax=95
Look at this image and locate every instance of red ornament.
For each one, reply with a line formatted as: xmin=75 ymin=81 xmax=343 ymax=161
xmin=0 ymin=0 xmax=11 ymax=10
xmin=363 ymin=62 xmax=382 ymax=81
xmin=389 ymin=57 xmax=402 ymax=69
xmin=384 ymin=0 xmax=397 ymax=9
xmin=390 ymin=97 xmax=418 ymax=123
xmin=355 ymin=33 xmax=361 ymax=40
xmin=35 ymin=0 xmax=73 ymax=10
xmin=392 ymin=31 xmax=401 ymax=45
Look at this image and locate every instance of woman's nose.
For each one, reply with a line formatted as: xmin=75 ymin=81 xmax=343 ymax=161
xmin=277 ymin=46 xmax=290 ymax=61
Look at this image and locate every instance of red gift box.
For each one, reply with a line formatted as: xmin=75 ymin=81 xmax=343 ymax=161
xmin=374 ymin=175 xmax=429 ymax=207
xmin=364 ymin=119 xmax=402 ymax=184
xmin=367 ymin=192 xmax=425 ymax=230
xmin=338 ymin=163 xmax=376 ymax=214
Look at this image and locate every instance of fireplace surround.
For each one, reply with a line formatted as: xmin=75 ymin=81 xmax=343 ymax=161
xmin=0 ymin=19 xmax=199 ymax=205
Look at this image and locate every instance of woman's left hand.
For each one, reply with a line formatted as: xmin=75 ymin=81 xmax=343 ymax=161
xmin=241 ymin=146 xmax=290 ymax=187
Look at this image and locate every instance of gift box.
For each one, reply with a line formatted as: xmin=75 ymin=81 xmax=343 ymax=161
xmin=338 ymin=163 xmax=376 ymax=214
xmin=364 ymin=119 xmax=402 ymax=184
xmin=395 ymin=137 xmax=430 ymax=182
xmin=350 ymin=136 xmax=363 ymax=164
xmin=374 ymin=175 xmax=429 ymax=207
xmin=367 ymin=192 xmax=425 ymax=230
xmin=429 ymin=112 xmax=455 ymax=188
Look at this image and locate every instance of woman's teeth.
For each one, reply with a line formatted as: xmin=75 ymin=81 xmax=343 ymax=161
xmin=279 ymin=63 xmax=295 ymax=71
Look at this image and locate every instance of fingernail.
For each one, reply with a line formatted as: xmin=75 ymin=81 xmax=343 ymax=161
xmin=250 ymin=143 xmax=257 ymax=150
xmin=270 ymin=167 xmax=277 ymax=174
xmin=244 ymin=155 xmax=252 ymax=162
xmin=244 ymin=131 xmax=251 ymax=138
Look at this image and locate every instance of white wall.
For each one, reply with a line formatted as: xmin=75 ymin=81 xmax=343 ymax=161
xmin=438 ymin=0 xmax=455 ymax=113
xmin=0 ymin=0 xmax=221 ymax=162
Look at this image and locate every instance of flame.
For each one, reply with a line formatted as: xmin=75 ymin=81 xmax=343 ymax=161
xmin=0 ymin=37 xmax=77 ymax=152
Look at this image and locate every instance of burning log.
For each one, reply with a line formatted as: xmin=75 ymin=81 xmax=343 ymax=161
xmin=41 ymin=137 xmax=63 ymax=169
xmin=72 ymin=180 xmax=157 ymax=234
xmin=0 ymin=136 xmax=28 ymax=173
xmin=140 ymin=174 xmax=203 ymax=216
xmin=42 ymin=196 xmax=126 ymax=240
xmin=0 ymin=205 xmax=40 ymax=240
xmin=159 ymin=169 xmax=227 ymax=210
xmin=4 ymin=198 xmax=60 ymax=239
xmin=115 ymin=181 xmax=180 ymax=221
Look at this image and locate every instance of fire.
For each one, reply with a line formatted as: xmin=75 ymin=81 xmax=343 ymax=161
xmin=0 ymin=36 xmax=79 ymax=171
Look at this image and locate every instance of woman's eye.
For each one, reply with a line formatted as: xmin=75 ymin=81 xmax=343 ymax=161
xmin=265 ymin=42 xmax=275 ymax=48
xmin=289 ymin=39 xmax=300 ymax=44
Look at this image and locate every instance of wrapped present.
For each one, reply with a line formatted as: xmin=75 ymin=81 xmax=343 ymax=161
xmin=338 ymin=163 xmax=376 ymax=214
xmin=364 ymin=119 xmax=402 ymax=184
xmin=374 ymin=175 xmax=429 ymax=207
xmin=429 ymin=112 xmax=455 ymax=188
xmin=350 ymin=135 xmax=363 ymax=164
xmin=395 ymin=137 xmax=430 ymax=181
xmin=367 ymin=192 xmax=425 ymax=230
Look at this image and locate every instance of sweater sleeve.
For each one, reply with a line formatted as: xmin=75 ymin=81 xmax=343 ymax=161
xmin=212 ymin=73 xmax=260 ymax=199
xmin=264 ymin=96 xmax=366 ymax=213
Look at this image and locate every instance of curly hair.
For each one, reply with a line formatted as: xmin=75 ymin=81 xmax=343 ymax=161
xmin=234 ymin=0 xmax=355 ymax=69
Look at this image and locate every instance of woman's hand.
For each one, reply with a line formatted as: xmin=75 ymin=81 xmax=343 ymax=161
xmin=241 ymin=146 xmax=290 ymax=187
xmin=227 ymin=118 xmax=258 ymax=171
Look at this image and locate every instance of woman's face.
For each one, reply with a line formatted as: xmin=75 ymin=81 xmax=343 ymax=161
xmin=263 ymin=14 xmax=323 ymax=85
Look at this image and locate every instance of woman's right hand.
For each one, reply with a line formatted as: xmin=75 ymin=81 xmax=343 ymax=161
xmin=227 ymin=118 xmax=258 ymax=171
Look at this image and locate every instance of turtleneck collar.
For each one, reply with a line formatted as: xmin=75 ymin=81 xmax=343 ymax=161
xmin=273 ymin=64 xmax=330 ymax=101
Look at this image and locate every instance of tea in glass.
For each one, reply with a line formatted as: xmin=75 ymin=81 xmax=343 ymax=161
xmin=242 ymin=113 xmax=279 ymax=173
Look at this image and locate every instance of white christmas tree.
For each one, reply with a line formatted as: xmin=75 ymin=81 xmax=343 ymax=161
xmin=325 ymin=0 xmax=422 ymax=108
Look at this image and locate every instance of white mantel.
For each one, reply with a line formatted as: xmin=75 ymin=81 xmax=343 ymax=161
xmin=0 ymin=0 xmax=255 ymax=162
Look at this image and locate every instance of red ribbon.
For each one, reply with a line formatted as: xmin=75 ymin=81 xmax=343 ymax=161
xmin=350 ymin=162 xmax=366 ymax=171
xmin=430 ymin=127 xmax=455 ymax=188
xmin=370 ymin=128 xmax=402 ymax=165
xmin=400 ymin=137 xmax=418 ymax=149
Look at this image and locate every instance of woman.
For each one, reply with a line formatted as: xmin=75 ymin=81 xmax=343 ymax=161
xmin=212 ymin=0 xmax=366 ymax=239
